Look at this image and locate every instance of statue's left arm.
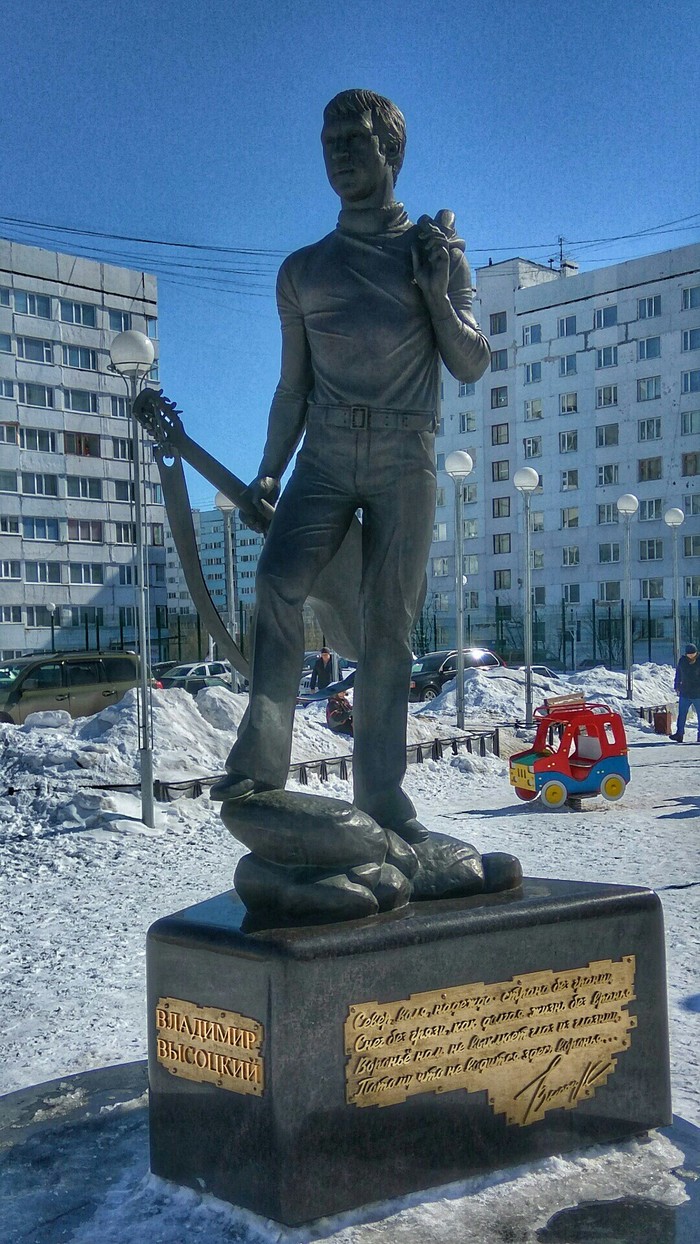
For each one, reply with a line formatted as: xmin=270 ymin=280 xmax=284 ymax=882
xmin=411 ymin=211 xmax=491 ymax=383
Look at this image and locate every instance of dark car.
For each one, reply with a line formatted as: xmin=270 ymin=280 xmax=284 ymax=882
xmin=409 ymin=648 xmax=503 ymax=702
xmin=151 ymin=660 xmax=181 ymax=681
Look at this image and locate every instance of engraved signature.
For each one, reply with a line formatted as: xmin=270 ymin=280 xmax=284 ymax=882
xmin=513 ymin=1053 xmax=615 ymax=1124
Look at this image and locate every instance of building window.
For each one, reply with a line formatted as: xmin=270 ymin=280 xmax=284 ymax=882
xmin=0 ymin=516 xmax=20 ymax=533
xmin=69 ymin=563 xmax=104 ymax=584
xmin=637 ymin=375 xmax=661 ymax=401
xmin=494 ymin=570 xmax=511 ymax=590
xmin=112 ymin=437 xmax=133 ymax=460
xmin=685 ymin=496 xmax=700 ymax=517
xmin=682 ymin=286 xmax=700 ymax=310
xmin=598 ymin=542 xmax=620 ymax=563
xmin=681 ymin=410 xmax=700 ymax=435
xmin=14 ymin=291 xmax=51 ymax=318
xmin=21 ymin=472 xmax=58 ymax=496
xmin=681 ymin=452 xmax=699 ymax=476
xmin=1 ymin=380 xmax=14 ymax=398
xmin=681 ymin=370 xmax=700 ymax=394
xmin=639 ymin=498 xmax=662 ymax=521
xmin=25 ymin=561 xmax=62 ymax=584
xmin=490 ymin=311 xmax=507 ymax=335
xmin=491 ymin=348 xmax=508 ymax=372
xmin=0 ymin=288 xmax=9 ymax=307
xmin=436 ymin=486 xmax=445 ymax=507
xmin=596 ymin=384 xmax=618 ymax=408
xmin=523 ymin=323 xmax=541 ymax=345
xmin=0 ymin=560 xmax=22 ymax=579
xmin=638 ymin=456 xmax=663 ymax=481
xmin=0 ymin=471 xmax=18 ymax=493
xmin=62 ymin=345 xmax=98 ymax=371
xmin=559 ymin=354 xmax=577 ymax=376
xmin=491 ymin=386 xmax=508 ymax=408
xmin=530 ymin=510 xmax=544 ymax=533
xmin=19 ymin=428 xmax=58 ymax=453
xmin=109 ymin=310 xmax=131 ymax=332
xmin=640 ymin=539 xmax=663 ymax=561
xmin=561 ymin=507 xmax=579 ymax=529
xmin=114 ymin=480 xmax=134 ymax=502
xmin=533 ymin=585 xmax=546 ymax=606
xmin=492 ymin=423 xmax=509 ymax=445
xmin=562 ymin=583 xmax=580 ymax=604
xmin=458 ymin=381 xmax=475 ymax=397
xmin=524 ymin=437 xmax=542 ymax=459
xmin=64 ymin=389 xmax=99 ymax=413
xmin=433 ymin=521 xmax=447 ymax=542
xmin=682 ymin=329 xmax=700 ymax=352
xmin=531 ymin=549 xmax=544 ymax=569
xmin=59 ymin=300 xmax=96 ymax=327
xmin=640 ymin=578 xmax=663 ymax=600
xmin=492 ymin=460 xmax=509 ymax=482
xmin=599 ymin=581 xmax=620 ymax=602
xmin=596 ymin=346 xmax=618 ymax=368
xmin=524 ymin=362 xmax=541 ymax=384
xmin=464 ymin=518 xmax=478 ymax=539
xmin=558 ymin=315 xmax=576 ymax=337
xmin=22 ymin=517 xmax=59 ymax=540
xmin=493 ymin=533 xmax=511 ymax=554
xmin=524 ymin=398 xmax=542 ymax=420
xmin=561 ymin=469 xmax=578 ymax=490
xmin=597 ymin=503 xmax=618 ymax=525
xmin=467 ymin=590 xmax=479 ymax=609
xmin=17 ymin=382 xmax=53 ymax=408
xmin=596 ymin=423 xmax=619 ymax=447
xmin=597 ymin=464 xmax=619 ymax=486
xmin=558 ymin=393 xmax=577 ymax=415
xmin=65 ymin=431 xmax=101 ymax=457
xmin=459 ymin=411 xmax=476 ymax=433
xmin=684 ymin=535 xmax=700 ymax=557
xmin=111 ymin=396 xmax=128 ymax=419
xmin=0 ymin=424 xmax=17 ymax=444
xmin=67 ymin=475 xmax=102 ymax=500
xmin=465 ymin=555 xmax=479 ymax=574
xmin=638 ymin=336 xmax=661 ymax=361
xmin=16 ymin=337 xmax=52 ymax=363
xmin=432 ymin=556 xmax=449 ymax=577
xmin=67 ymin=519 xmax=103 ymax=543
xmin=559 ymin=430 xmax=578 ymax=453
xmin=0 ymin=333 xmax=12 ymax=353
xmin=562 ymin=546 xmax=579 ymax=566
xmin=146 ymin=316 xmax=158 ymax=339
xmin=0 ymin=605 xmax=22 ymax=622
xmin=493 ymin=497 xmax=510 ymax=518
xmin=638 ymin=417 xmax=662 ymax=441
xmin=115 ymin=521 xmax=137 ymax=544
xmin=638 ymin=295 xmax=661 ymax=319
xmin=593 ymin=306 xmax=617 ymax=329
xmin=67 ymin=606 xmax=104 ymax=628
xmin=464 ymin=482 xmax=477 ymax=503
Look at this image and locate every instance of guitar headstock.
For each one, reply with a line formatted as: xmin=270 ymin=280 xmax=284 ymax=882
xmin=132 ymin=388 xmax=185 ymax=452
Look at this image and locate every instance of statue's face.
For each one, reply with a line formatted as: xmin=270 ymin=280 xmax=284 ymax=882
xmin=321 ymin=109 xmax=392 ymax=204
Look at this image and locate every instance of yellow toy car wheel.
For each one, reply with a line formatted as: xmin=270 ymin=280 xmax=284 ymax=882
xmin=600 ymin=773 xmax=626 ymax=802
xmin=540 ymin=780 xmax=568 ymax=809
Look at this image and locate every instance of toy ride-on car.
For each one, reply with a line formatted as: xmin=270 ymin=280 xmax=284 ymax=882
xmin=509 ymin=694 xmax=630 ymax=809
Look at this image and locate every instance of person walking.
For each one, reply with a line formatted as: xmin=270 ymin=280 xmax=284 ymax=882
xmin=671 ymin=643 xmax=700 ymax=742
xmin=310 ymin=648 xmax=334 ymax=691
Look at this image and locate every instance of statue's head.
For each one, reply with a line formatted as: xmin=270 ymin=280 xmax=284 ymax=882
xmin=322 ymin=90 xmax=406 ymax=204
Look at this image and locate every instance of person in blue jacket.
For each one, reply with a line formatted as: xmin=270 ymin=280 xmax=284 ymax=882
xmin=671 ymin=643 xmax=700 ymax=742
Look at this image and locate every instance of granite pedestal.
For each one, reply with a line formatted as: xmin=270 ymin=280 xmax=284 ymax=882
xmin=146 ymin=877 xmax=671 ymax=1227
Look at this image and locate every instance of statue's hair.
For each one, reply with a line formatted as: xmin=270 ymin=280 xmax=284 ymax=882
xmin=323 ymin=90 xmax=406 ymax=183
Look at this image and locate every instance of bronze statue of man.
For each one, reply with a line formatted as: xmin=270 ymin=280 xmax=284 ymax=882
xmin=211 ymin=89 xmax=490 ymax=842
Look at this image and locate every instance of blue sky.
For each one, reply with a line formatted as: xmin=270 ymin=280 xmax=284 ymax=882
xmin=2 ymin=0 xmax=699 ymax=497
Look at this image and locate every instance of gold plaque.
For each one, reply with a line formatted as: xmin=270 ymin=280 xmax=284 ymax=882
xmin=345 ymin=957 xmax=636 ymax=1125
xmin=155 ymin=997 xmax=264 ymax=1095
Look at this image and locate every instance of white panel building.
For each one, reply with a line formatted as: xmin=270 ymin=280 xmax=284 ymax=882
xmin=0 ymin=239 xmax=166 ymax=658
xmin=431 ymin=243 xmax=700 ymax=665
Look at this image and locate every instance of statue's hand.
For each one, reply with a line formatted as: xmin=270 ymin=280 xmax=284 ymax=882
xmin=240 ymin=476 xmax=279 ymax=534
xmin=411 ymin=211 xmax=466 ymax=304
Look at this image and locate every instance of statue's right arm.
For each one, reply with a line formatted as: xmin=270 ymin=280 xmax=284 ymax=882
xmin=258 ymin=260 xmax=313 ymax=482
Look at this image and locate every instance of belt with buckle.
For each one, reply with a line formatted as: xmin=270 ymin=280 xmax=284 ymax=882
xmin=307 ymin=404 xmax=436 ymax=432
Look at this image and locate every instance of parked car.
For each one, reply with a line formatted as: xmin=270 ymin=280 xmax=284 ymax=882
xmin=151 ymin=660 xmax=182 ymax=680
xmin=0 ymin=650 xmax=140 ymax=724
xmin=409 ymin=648 xmax=504 ymax=702
xmin=159 ymin=660 xmax=234 ymax=696
xmin=514 ymin=664 xmax=560 ymax=680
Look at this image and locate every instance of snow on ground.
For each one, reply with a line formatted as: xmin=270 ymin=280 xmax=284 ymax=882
xmin=1 ymin=663 xmax=698 ymax=1137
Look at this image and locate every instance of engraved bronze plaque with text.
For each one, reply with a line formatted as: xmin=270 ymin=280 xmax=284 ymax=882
xmin=345 ymin=957 xmax=636 ymax=1125
xmin=155 ymin=997 xmax=264 ymax=1095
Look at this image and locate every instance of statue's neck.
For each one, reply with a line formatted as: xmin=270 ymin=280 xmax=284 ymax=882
xmin=337 ymin=201 xmax=410 ymax=237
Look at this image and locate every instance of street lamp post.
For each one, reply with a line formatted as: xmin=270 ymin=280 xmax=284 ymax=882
xmin=664 ymin=507 xmax=685 ymax=665
xmin=215 ymin=488 xmax=238 ymax=647
xmin=47 ymin=601 xmax=56 ymax=652
xmin=513 ymin=467 xmax=540 ymax=727
xmin=445 ymin=451 xmax=473 ymax=730
xmin=109 ymin=330 xmax=156 ymax=827
xmin=616 ymin=492 xmax=639 ymax=700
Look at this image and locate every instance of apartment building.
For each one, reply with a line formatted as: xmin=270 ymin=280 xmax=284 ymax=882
xmin=431 ymin=242 xmax=700 ymax=663
xmin=165 ymin=506 xmax=263 ymax=627
xmin=0 ymin=239 xmax=166 ymax=659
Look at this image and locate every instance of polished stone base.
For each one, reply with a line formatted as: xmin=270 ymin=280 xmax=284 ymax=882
xmin=146 ymin=878 xmax=672 ymax=1226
